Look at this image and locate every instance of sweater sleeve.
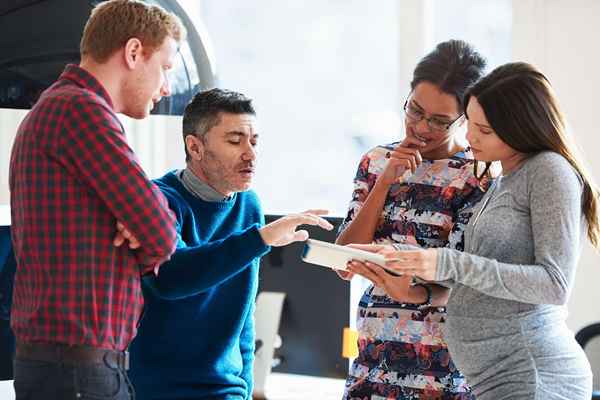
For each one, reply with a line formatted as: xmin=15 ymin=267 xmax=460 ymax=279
xmin=144 ymin=225 xmax=270 ymax=300
xmin=239 ymin=294 xmax=256 ymax=397
xmin=436 ymin=154 xmax=583 ymax=305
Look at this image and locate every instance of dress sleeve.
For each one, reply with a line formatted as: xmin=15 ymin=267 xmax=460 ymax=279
xmin=337 ymin=151 xmax=376 ymax=236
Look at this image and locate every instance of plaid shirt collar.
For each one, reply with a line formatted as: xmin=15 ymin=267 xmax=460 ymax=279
xmin=59 ymin=64 xmax=114 ymax=109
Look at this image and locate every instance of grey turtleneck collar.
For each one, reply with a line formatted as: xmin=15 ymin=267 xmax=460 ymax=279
xmin=177 ymin=168 xmax=230 ymax=202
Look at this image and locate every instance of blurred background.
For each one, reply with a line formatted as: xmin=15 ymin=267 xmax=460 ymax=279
xmin=0 ymin=0 xmax=599 ymax=397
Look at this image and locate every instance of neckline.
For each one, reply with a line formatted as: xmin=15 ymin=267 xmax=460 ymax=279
xmin=165 ymin=172 xmax=237 ymax=209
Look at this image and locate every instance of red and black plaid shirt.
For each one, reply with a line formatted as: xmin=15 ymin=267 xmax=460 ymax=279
xmin=9 ymin=64 xmax=177 ymax=351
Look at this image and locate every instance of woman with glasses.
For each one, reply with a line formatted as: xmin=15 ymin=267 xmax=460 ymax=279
xmin=349 ymin=63 xmax=596 ymax=399
xmin=336 ymin=40 xmax=488 ymax=399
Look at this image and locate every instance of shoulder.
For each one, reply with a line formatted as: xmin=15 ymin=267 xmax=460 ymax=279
xmin=237 ymin=190 xmax=264 ymax=224
xmin=363 ymin=142 xmax=399 ymax=160
xmin=153 ymin=172 xmax=190 ymax=212
xmin=524 ymin=151 xmax=581 ymax=186
xmin=35 ymin=83 xmax=117 ymax=125
xmin=58 ymin=89 xmax=121 ymax=133
xmin=238 ymin=190 xmax=262 ymax=211
xmin=526 ymin=150 xmax=570 ymax=168
xmin=59 ymin=84 xmax=115 ymax=116
xmin=355 ymin=142 xmax=399 ymax=175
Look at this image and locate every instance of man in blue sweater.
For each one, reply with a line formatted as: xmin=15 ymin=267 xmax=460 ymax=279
xmin=127 ymin=88 xmax=332 ymax=399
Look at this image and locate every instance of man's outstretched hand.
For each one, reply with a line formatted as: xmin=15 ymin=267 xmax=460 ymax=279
xmin=259 ymin=209 xmax=333 ymax=247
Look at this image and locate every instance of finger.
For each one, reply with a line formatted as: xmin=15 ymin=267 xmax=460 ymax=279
xmin=293 ymin=214 xmax=334 ymax=230
xmin=347 ymin=261 xmax=383 ymax=287
xmin=346 ymin=243 xmax=388 ymax=253
xmin=391 ymin=146 xmax=420 ymax=158
xmin=362 ymin=261 xmax=390 ymax=279
xmin=414 ymin=149 xmax=423 ymax=165
xmin=389 ymin=157 xmax=412 ymax=171
xmin=380 ymin=247 xmax=399 ymax=256
xmin=391 ymin=150 xmax=418 ymax=173
xmin=384 ymin=254 xmax=423 ymax=277
xmin=400 ymin=136 xmax=427 ymax=148
xmin=116 ymin=222 xmax=125 ymax=232
xmin=393 ymin=148 xmax=422 ymax=169
xmin=384 ymin=257 xmax=415 ymax=269
xmin=292 ymin=229 xmax=309 ymax=242
xmin=386 ymin=158 xmax=408 ymax=175
xmin=407 ymin=154 xmax=417 ymax=173
xmin=121 ymin=229 xmax=131 ymax=239
xmin=128 ymin=237 xmax=141 ymax=249
xmin=385 ymin=250 xmax=421 ymax=263
xmin=383 ymin=264 xmax=415 ymax=276
xmin=302 ymin=209 xmax=329 ymax=216
xmin=113 ymin=233 xmax=125 ymax=247
xmin=314 ymin=217 xmax=334 ymax=230
xmin=386 ymin=157 xmax=409 ymax=168
xmin=336 ymin=269 xmax=354 ymax=281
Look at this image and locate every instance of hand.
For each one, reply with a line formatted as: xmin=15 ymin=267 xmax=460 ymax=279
xmin=384 ymin=248 xmax=439 ymax=281
xmin=334 ymin=243 xmax=395 ymax=283
xmin=113 ymin=221 xmax=141 ymax=249
xmin=346 ymin=259 xmax=419 ymax=303
xmin=259 ymin=209 xmax=334 ymax=247
xmin=334 ymin=269 xmax=354 ymax=281
xmin=378 ymin=136 xmax=426 ymax=186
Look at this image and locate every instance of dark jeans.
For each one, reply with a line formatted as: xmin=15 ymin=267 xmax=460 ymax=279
xmin=13 ymin=356 xmax=134 ymax=400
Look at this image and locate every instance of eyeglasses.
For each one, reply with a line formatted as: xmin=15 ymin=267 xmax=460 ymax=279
xmin=403 ymin=99 xmax=463 ymax=133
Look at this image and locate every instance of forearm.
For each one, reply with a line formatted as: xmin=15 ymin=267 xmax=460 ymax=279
xmin=437 ymin=248 xmax=571 ymax=305
xmin=336 ymin=181 xmax=390 ymax=245
xmin=146 ymin=225 xmax=269 ymax=300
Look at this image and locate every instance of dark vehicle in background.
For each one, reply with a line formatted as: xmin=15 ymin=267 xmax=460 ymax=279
xmin=0 ymin=0 xmax=216 ymax=115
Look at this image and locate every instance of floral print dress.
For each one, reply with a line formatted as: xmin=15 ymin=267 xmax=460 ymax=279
xmin=340 ymin=143 xmax=488 ymax=400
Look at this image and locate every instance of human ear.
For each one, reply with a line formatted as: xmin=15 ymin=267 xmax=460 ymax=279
xmin=185 ymin=134 xmax=204 ymax=161
xmin=123 ymin=38 xmax=143 ymax=70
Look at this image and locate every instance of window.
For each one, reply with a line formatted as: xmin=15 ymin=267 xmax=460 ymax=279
xmin=431 ymin=0 xmax=512 ymax=70
xmin=181 ymin=1 xmax=511 ymax=216
xmin=182 ymin=0 xmax=403 ymax=216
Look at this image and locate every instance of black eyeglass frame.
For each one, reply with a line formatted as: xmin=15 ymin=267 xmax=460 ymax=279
xmin=403 ymin=98 xmax=464 ymax=133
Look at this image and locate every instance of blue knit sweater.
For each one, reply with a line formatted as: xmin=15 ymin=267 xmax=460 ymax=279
xmin=129 ymin=171 xmax=270 ymax=400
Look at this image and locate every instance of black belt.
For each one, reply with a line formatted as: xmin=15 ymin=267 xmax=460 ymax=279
xmin=16 ymin=341 xmax=129 ymax=371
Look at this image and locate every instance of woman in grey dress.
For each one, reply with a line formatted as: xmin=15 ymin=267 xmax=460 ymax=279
xmin=346 ymin=62 xmax=598 ymax=399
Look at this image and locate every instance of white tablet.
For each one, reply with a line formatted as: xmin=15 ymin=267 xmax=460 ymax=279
xmin=301 ymin=239 xmax=401 ymax=276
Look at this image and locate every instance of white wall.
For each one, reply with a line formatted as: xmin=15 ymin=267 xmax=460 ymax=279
xmin=513 ymin=0 xmax=600 ymax=333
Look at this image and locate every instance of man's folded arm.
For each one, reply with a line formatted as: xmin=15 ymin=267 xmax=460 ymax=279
xmin=59 ymin=100 xmax=178 ymax=271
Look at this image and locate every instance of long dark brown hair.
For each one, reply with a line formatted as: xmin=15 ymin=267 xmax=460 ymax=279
xmin=465 ymin=62 xmax=600 ymax=247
